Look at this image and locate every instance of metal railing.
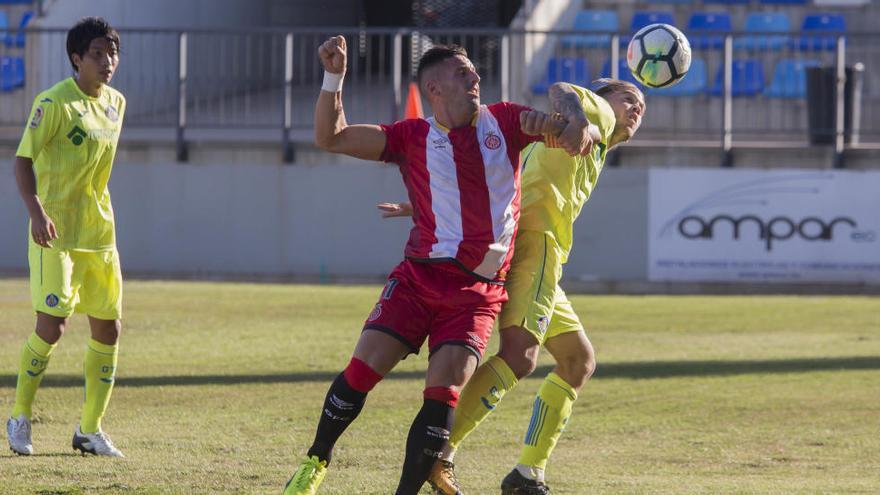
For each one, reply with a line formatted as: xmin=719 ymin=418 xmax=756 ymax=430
xmin=0 ymin=27 xmax=876 ymax=164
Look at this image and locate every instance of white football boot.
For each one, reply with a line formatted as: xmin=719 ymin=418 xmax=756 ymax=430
xmin=7 ymin=414 xmax=33 ymax=455
xmin=72 ymin=426 xmax=125 ymax=457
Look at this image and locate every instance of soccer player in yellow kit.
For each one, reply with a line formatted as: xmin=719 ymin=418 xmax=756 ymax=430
xmin=380 ymin=79 xmax=645 ymax=494
xmin=7 ymin=17 xmax=126 ymax=457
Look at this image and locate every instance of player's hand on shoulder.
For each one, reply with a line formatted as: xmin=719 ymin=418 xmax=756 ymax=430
xmin=519 ymin=110 xmax=563 ymax=137
xmin=376 ymin=202 xmax=413 ymax=218
xmin=318 ymin=35 xmax=347 ymax=74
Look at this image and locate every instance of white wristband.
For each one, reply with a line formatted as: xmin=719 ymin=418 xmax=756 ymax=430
xmin=322 ymin=71 xmax=344 ymax=93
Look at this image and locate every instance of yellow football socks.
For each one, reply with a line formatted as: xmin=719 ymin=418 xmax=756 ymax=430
xmin=448 ymin=355 xmax=519 ymax=450
xmin=80 ymin=338 xmax=118 ymax=433
xmin=518 ymin=372 xmax=577 ymax=470
xmin=11 ymin=331 xmax=57 ymax=419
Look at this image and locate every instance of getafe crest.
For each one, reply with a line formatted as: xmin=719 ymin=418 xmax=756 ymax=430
xmin=105 ymin=104 xmax=119 ymax=122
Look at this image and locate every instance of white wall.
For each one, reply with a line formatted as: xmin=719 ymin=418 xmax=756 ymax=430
xmin=0 ymin=160 xmax=648 ymax=282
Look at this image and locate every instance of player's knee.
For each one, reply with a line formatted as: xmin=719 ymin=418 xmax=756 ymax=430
xmin=558 ymin=344 xmax=596 ymax=389
xmin=499 ymin=347 xmax=539 ymax=380
xmin=342 ymin=357 xmax=384 ymax=393
xmin=424 ymin=386 xmax=460 ymax=407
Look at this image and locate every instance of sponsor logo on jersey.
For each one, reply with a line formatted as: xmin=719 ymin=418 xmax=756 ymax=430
xmin=29 ymin=106 xmax=44 ymax=129
xmin=67 ymin=126 xmax=87 ymax=146
xmin=105 ymin=104 xmax=119 ymax=122
xmin=536 ymin=316 xmax=550 ymax=334
xmin=367 ymin=303 xmax=382 ymax=322
xmin=45 ymin=293 xmax=59 ymax=307
xmin=483 ymin=132 xmax=501 ymax=150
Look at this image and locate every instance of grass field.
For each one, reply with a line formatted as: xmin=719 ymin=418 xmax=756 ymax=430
xmin=0 ymin=278 xmax=878 ymax=494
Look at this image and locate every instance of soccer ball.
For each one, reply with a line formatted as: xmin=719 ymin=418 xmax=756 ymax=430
xmin=626 ymin=23 xmax=692 ymax=88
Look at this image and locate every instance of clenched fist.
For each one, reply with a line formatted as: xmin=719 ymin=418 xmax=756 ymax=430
xmin=318 ymin=35 xmax=347 ymax=74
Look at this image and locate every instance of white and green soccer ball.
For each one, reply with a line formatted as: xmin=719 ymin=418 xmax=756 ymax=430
xmin=626 ymin=23 xmax=692 ymax=88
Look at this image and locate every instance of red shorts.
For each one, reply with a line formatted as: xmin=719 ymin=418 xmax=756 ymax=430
xmin=363 ymin=259 xmax=507 ymax=359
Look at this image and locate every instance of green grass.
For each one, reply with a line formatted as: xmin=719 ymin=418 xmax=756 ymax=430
xmin=1 ymin=278 xmax=878 ymax=494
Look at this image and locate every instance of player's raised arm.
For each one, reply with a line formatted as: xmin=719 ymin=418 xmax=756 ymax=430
xmin=548 ymin=82 xmax=597 ymax=156
xmin=314 ymin=35 xmax=387 ymax=161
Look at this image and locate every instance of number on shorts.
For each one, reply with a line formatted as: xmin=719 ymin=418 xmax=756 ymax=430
xmin=381 ymin=278 xmax=399 ymax=300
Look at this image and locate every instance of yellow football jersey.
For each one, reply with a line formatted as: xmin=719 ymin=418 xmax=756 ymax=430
xmin=518 ymin=84 xmax=616 ymax=263
xmin=17 ymin=77 xmax=126 ymax=250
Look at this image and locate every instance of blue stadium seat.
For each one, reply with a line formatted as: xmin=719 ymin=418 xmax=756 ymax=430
xmin=12 ymin=56 xmax=23 ymax=87
xmin=0 ymin=11 xmax=9 ymax=47
xmin=759 ymin=0 xmax=807 ymax=4
xmin=645 ymin=0 xmax=694 ymax=4
xmin=651 ymin=58 xmax=708 ymax=96
xmin=764 ymin=59 xmax=820 ymax=98
xmin=1 ymin=57 xmax=15 ymax=92
xmin=532 ymin=57 xmax=590 ymax=94
xmin=797 ymin=13 xmax=846 ymax=51
xmin=687 ymin=12 xmax=732 ymax=50
xmin=734 ymin=13 xmax=791 ymax=51
xmin=561 ymin=10 xmax=619 ymax=49
xmin=599 ymin=58 xmax=646 ymax=90
xmin=11 ymin=11 xmax=34 ymax=48
xmin=703 ymin=0 xmax=751 ymax=4
xmin=621 ymin=11 xmax=676 ymax=47
xmin=709 ymin=59 xmax=765 ymax=97
xmin=0 ymin=0 xmax=34 ymax=4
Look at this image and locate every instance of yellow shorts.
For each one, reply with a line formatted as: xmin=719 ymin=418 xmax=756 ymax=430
xmin=499 ymin=231 xmax=583 ymax=345
xmin=28 ymin=240 xmax=123 ymax=320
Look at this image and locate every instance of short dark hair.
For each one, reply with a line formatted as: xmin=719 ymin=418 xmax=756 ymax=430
xmin=416 ymin=45 xmax=468 ymax=89
xmin=66 ymin=17 xmax=120 ymax=73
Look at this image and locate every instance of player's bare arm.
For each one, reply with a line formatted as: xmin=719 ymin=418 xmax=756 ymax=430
xmin=13 ymin=155 xmax=57 ymax=247
xmin=314 ymin=35 xmax=387 ymax=161
xmin=549 ymin=82 xmax=598 ymax=156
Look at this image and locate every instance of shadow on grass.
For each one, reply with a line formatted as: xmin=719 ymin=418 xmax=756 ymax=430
xmin=1 ymin=356 xmax=878 ymax=388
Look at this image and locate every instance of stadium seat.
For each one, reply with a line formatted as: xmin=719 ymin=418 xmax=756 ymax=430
xmin=645 ymin=0 xmax=694 ymax=4
xmin=686 ymin=12 xmax=732 ymax=50
xmin=561 ymin=10 xmax=619 ymax=49
xmin=813 ymin=0 xmax=869 ymax=5
xmin=621 ymin=11 xmax=676 ymax=47
xmin=532 ymin=57 xmax=590 ymax=94
xmin=709 ymin=59 xmax=765 ymax=97
xmin=599 ymin=58 xmax=646 ymax=90
xmin=11 ymin=10 xmax=34 ymax=48
xmin=764 ymin=59 xmax=820 ymax=98
xmin=734 ymin=13 xmax=791 ymax=51
xmin=797 ymin=13 xmax=846 ymax=51
xmin=0 ymin=11 xmax=9 ymax=47
xmin=12 ymin=56 xmax=23 ymax=87
xmin=650 ymin=58 xmax=707 ymax=96
xmin=703 ymin=0 xmax=751 ymax=4
xmin=758 ymin=0 xmax=807 ymax=4
xmin=1 ymin=56 xmax=15 ymax=92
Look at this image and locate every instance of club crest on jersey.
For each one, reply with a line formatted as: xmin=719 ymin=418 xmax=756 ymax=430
xmin=29 ymin=106 xmax=44 ymax=129
xmin=483 ymin=132 xmax=501 ymax=150
xmin=105 ymin=105 xmax=119 ymax=122
xmin=45 ymin=294 xmax=59 ymax=308
xmin=536 ymin=316 xmax=550 ymax=334
xmin=367 ymin=303 xmax=382 ymax=322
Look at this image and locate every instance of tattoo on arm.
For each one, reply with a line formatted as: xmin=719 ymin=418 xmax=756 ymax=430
xmin=549 ymin=83 xmax=589 ymax=126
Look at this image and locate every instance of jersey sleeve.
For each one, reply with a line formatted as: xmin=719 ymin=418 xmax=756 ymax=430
xmin=16 ymin=94 xmax=63 ymax=160
xmin=380 ymin=119 xmax=425 ymax=167
xmin=488 ymin=102 xmax=544 ymax=152
xmin=568 ymin=84 xmax=617 ymax=145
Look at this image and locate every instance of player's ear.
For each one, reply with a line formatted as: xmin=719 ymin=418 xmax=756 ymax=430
xmin=71 ymin=53 xmax=82 ymax=72
xmin=423 ymin=78 xmax=440 ymax=98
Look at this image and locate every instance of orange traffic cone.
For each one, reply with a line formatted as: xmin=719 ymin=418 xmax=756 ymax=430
xmin=404 ymin=81 xmax=424 ymax=119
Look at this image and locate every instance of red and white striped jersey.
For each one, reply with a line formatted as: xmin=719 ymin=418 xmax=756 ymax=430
xmin=380 ymin=102 xmax=541 ymax=282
